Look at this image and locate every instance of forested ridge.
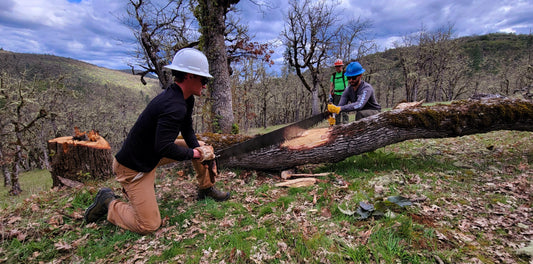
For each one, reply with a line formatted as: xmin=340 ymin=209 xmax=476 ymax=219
xmin=0 ymin=33 xmax=532 ymax=192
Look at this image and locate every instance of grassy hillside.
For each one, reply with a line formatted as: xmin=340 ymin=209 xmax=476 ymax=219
xmin=0 ymin=50 xmax=161 ymax=151
xmin=0 ymin=50 xmax=160 ymax=94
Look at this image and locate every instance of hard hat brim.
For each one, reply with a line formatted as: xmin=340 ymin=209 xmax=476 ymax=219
xmin=344 ymin=68 xmax=365 ymax=77
xmin=164 ymin=64 xmax=213 ymax=78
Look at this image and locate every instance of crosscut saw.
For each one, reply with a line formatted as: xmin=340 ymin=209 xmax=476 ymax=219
xmin=215 ymin=112 xmax=329 ymax=159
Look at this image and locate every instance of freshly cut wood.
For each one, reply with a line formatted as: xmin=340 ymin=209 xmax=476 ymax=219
xmin=48 ymin=133 xmax=113 ymax=187
xmin=281 ymin=128 xmax=330 ymax=150
xmin=218 ymin=98 xmax=533 ymax=171
xmin=275 ymin=178 xmax=317 ymax=188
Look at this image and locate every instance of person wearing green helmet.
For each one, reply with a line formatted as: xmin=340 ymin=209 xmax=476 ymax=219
xmin=84 ymin=48 xmax=230 ymax=235
xmin=329 ymin=59 xmax=349 ymax=124
xmin=327 ymin=61 xmax=381 ymax=121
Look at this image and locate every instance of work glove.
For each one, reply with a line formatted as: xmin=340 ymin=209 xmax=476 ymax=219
xmin=195 ymin=145 xmax=215 ymax=162
xmin=328 ymin=115 xmax=336 ymax=126
xmin=327 ymin=103 xmax=341 ymax=114
xmin=328 ymin=94 xmax=333 ymax=103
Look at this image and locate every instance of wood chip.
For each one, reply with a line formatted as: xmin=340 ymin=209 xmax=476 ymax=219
xmin=275 ymin=178 xmax=317 ymax=188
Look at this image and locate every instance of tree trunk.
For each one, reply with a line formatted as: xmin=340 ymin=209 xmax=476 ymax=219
xmin=0 ymin=148 xmax=11 ymax=187
xmin=10 ymin=130 xmax=25 ymax=195
xmin=311 ymin=83 xmax=320 ymax=115
xmin=217 ymin=98 xmax=533 ymax=171
xmin=196 ymin=0 xmax=237 ymax=133
xmin=47 ymin=136 xmax=113 ymax=187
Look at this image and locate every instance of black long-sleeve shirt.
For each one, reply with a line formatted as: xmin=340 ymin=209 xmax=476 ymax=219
xmin=115 ymin=83 xmax=200 ymax=172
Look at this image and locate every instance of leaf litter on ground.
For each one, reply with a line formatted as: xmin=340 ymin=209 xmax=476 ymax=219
xmin=0 ymin=130 xmax=531 ymax=263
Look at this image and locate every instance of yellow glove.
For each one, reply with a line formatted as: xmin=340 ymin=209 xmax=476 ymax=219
xmin=327 ymin=103 xmax=341 ymax=114
xmin=328 ymin=115 xmax=336 ymax=126
xmin=195 ymin=145 xmax=215 ymax=162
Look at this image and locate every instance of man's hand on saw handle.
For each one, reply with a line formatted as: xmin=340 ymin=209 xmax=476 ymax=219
xmin=327 ymin=103 xmax=341 ymax=114
xmin=194 ymin=145 xmax=215 ymax=162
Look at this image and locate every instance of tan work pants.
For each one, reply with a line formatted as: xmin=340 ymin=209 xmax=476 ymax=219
xmin=107 ymin=139 xmax=215 ymax=234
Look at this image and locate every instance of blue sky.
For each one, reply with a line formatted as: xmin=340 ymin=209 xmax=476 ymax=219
xmin=1 ymin=0 xmax=532 ymax=70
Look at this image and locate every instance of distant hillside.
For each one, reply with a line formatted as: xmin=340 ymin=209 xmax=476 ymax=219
xmin=359 ymin=33 xmax=532 ymax=106
xmin=117 ymin=68 xmax=159 ymax=80
xmin=0 ymin=50 xmax=160 ymax=94
xmin=0 ymin=50 xmax=161 ymax=151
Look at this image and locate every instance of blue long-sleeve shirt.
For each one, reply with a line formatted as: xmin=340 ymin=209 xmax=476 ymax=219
xmin=338 ymin=81 xmax=381 ymax=112
xmin=115 ymin=83 xmax=199 ymax=172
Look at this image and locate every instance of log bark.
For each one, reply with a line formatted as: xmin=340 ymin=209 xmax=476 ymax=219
xmin=218 ymin=98 xmax=533 ymax=171
xmin=47 ymin=136 xmax=113 ymax=187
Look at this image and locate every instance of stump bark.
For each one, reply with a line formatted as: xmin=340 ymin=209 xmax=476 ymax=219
xmin=48 ymin=135 xmax=113 ymax=187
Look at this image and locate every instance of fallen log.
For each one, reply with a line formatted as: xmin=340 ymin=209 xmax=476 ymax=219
xmin=218 ymin=98 xmax=533 ymax=171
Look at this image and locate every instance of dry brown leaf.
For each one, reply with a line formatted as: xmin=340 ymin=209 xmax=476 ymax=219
xmin=219 ymin=217 xmax=235 ymax=228
xmin=358 ymin=229 xmax=372 ymax=245
xmin=320 ymin=207 xmax=331 ymax=218
xmin=48 ymin=214 xmax=64 ymax=227
xmin=71 ymin=211 xmax=83 ymax=220
xmin=7 ymin=216 xmax=21 ymax=224
xmin=31 ymin=203 xmax=39 ymax=212
xmin=54 ymin=241 xmax=73 ymax=252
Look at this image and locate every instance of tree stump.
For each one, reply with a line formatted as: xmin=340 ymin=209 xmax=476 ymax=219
xmin=47 ymin=131 xmax=113 ymax=187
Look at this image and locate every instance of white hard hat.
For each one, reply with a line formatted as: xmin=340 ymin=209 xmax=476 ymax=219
xmin=164 ymin=48 xmax=213 ymax=78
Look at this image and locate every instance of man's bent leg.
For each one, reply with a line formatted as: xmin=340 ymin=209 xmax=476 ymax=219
xmin=174 ymin=139 xmax=216 ymax=189
xmin=166 ymin=139 xmax=229 ymax=201
xmin=192 ymin=158 xmax=230 ymax=202
xmin=356 ymin=109 xmax=380 ymax=121
xmin=107 ymin=160 xmax=161 ymax=234
xmin=341 ymin=112 xmax=349 ymax=124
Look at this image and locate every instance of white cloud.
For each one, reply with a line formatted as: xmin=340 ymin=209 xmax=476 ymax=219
xmin=0 ymin=0 xmax=135 ymax=69
xmin=67 ymin=40 xmax=85 ymax=52
xmin=0 ymin=0 xmax=532 ymax=70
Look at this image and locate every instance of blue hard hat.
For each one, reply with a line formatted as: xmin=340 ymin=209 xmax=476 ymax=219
xmin=344 ymin=62 xmax=365 ymax=77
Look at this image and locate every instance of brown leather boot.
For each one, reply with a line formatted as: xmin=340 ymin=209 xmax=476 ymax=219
xmin=198 ymin=186 xmax=230 ymax=202
xmin=84 ymin=188 xmax=117 ymax=223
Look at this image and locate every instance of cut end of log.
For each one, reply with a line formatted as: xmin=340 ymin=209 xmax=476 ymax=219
xmin=281 ymin=127 xmax=331 ymax=150
xmin=48 ymin=136 xmax=111 ymax=150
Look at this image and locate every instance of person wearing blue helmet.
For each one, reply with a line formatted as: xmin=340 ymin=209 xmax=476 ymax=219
xmin=327 ymin=61 xmax=381 ymax=121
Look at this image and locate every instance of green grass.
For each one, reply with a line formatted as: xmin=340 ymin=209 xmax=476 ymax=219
xmin=0 ymin=169 xmax=52 ymax=209
xmin=1 ymin=130 xmax=532 ymax=263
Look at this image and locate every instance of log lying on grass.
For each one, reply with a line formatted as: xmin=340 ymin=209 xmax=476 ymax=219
xmin=218 ymin=98 xmax=533 ymax=171
xmin=48 ymin=129 xmax=113 ymax=187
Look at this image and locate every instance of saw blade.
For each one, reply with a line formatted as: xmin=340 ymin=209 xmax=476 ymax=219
xmin=216 ymin=112 xmax=328 ymax=159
